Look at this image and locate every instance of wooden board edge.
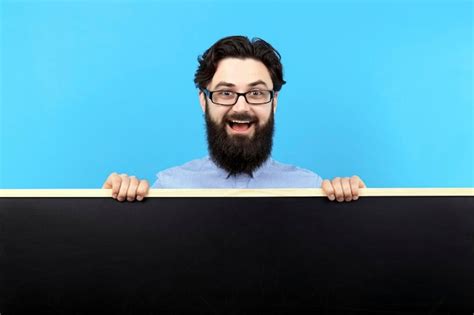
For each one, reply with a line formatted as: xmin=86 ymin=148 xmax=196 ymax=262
xmin=0 ymin=188 xmax=473 ymax=197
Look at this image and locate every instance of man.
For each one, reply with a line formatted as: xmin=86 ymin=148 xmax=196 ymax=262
xmin=103 ymin=36 xmax=366 ymax=202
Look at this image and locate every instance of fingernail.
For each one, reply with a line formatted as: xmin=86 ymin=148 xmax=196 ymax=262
xmin=137 ymin=196 xmax=143 ymax=201
xmin=127 ymin=197 xmax=134 ymax=202
xmin=354 ymin=196 xmax=359 ymax=200
xmin=329 ymin=195 xmax=335 ymax=201
xmin=112 ymin=194 xmax=117 ymax=199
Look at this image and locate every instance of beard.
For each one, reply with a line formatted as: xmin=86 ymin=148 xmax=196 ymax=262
xmin=204 ymin=102 xmax=274 ymax=177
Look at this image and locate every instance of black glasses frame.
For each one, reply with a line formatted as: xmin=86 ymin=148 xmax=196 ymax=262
xmin=202 ymin=89 xmax=274 ymax=106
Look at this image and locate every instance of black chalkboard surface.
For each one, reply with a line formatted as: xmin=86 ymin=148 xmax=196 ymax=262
xmin=0 ymin=192 xmax=473 ymax=314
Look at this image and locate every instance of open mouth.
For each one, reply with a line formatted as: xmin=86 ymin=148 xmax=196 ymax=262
xmin=227 ymin=120 xmax=254 ymax=132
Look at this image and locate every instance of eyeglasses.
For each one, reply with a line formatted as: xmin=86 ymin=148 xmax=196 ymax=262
xmin=203 ymin=88 xmax=274 ymax=106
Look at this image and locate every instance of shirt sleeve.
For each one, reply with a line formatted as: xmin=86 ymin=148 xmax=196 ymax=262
xmin=315 ymin=174 xmax=323 ymax=188
xmin=151 ymin=172 xmax=164 ymax=188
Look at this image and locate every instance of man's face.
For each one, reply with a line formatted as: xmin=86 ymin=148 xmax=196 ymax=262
xmin=199 ymin=58 xmax=279 ymax=176
xmin=199 ymin=58 xmax=277 ymax=135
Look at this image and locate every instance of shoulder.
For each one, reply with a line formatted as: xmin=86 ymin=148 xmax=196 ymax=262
xmin=151 ymin=157 xmax=217 ymax=188
xmin=257 ymin=159 xmax=323 ymax=188
xmin=270 ymin=160 xmax=315 ymax=174
xmin=161 ymin=157 xmax=211 ymax=174
xmin=268 ymin=159 xmax=319 ymax=177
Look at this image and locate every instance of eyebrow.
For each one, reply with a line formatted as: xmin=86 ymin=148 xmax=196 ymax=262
xmin=247 ymin=80 xmax=269 ymax=88
xmin=213 ymin=80 xmax=269 ymax=90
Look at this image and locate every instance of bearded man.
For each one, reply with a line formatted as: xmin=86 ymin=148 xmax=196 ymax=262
xmin=103 ymin=36 xmax=366 ymax=202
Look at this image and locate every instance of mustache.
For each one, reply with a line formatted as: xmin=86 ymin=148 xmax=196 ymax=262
xmin=223 ymin=113 xmax=258 ymax=124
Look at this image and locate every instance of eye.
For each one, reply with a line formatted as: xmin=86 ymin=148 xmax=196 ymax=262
xmin=250 ymin=90 xmax=263 ymax=96
xmin=217 ymin=90 xmax=234 ymax=96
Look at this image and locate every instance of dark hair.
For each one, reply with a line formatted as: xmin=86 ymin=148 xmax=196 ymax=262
xmin=194 ymin=35 xmax=286 ymax=92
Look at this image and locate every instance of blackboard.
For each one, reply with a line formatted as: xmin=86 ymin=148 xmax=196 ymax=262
xmin=1 ymin=192 xmax=473 ymax=314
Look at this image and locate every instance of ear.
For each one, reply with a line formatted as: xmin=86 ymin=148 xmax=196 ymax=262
xmin=273 ymin=91 xmax=279 ymax=113
xmin=198 ymin=90 xmax=206 ymax=113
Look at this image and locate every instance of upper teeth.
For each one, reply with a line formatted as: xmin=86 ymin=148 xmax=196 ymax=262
xmin=231 ymin=120 xmax=250 ymax=123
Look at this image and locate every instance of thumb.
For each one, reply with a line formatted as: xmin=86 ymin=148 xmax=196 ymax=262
xmin=102 ymin=180 xmax=112 ymax=189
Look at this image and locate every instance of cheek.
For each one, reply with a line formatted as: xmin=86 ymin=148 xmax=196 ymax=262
xmin=256 ymin=108 xmax=272 ymax=126
xmin=208 ymin=107 xmax=230 ymax=124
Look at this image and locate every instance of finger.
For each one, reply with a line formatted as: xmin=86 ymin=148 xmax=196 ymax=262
xmin=117 ymin=174 xmax=130 ymax=202
xmin=359 ymin=177 xmax=367 ymax=188
xmin=102 ymin=173 xmax=114 ymax=189
xmin=126 ymin=176 xmax=139 ymax=202
xmin=341 ymin=177 xmax=352 ymax=202
xmin=331 ymin=177 xmax=344 ymax=202
xmin=136 ymin=180 xmax=150 ymax=201
xmin=350 ymin=176 xmax=360 ymax=200
xmin=321 ymin=179 xmax=335 ymax=201
xmin=102 ymin=172 xmax=120 ymax=193
xmin=108 ymin=173 xmax=122 ymax=199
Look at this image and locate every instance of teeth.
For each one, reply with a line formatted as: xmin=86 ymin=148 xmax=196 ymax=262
xmin=231 ymin=120 xmax=250 ymax=124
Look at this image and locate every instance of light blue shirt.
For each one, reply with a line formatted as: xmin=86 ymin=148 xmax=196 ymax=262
xmin=152 ymin=156 xmax=323 ymax=189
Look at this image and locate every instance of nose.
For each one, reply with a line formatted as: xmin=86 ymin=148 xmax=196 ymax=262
xmin=231 ymin=94 xmax=251 ymax=112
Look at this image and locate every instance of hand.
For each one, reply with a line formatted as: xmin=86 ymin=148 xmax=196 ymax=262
xmin=102 ymin=172 xmax=150 ymax=202
xmin=322 ymin=176 xmax=366 ymax=202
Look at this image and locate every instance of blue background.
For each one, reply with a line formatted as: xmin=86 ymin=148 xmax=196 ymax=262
xmin=1 ymin=0 xmax=472 ymax=188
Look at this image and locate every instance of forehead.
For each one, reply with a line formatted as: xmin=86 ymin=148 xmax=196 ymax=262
xmin=209 ymin=58 xmax=273 ymax=89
